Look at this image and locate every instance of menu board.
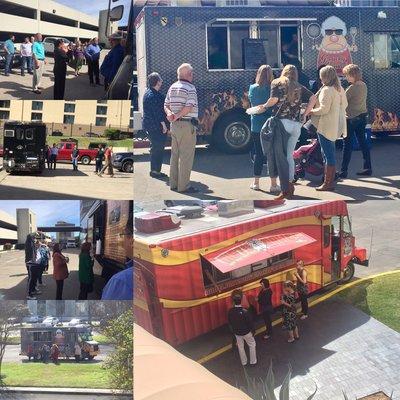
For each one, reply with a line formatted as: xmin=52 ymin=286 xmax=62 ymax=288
xmin=243 ymin=38 xmax=268 ymax=70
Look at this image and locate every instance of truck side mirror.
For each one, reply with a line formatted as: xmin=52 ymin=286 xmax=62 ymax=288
xmin=110 ymin=5 xmax=124 ymax=22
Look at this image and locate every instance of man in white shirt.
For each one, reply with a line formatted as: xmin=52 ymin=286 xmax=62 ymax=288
xmin=20 ymin=37 xmax=33 ymax=76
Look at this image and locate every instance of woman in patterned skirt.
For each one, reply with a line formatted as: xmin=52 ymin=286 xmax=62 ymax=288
xmin=281 ymin=281 xmax=300 ymax=343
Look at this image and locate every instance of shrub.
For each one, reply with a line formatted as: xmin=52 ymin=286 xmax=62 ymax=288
xmin=104 ymin=129 xmax=121 ymax=141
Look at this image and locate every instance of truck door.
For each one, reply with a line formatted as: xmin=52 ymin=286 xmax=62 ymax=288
xmin=11 ymin=127 xmax=28 ymax=164
xmin=330 ymin=216 xmax=342 ymax=281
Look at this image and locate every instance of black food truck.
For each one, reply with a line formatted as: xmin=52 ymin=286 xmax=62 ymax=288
xmin=135 ymin=1 xmax=400 ymax=153
xmin=2 ymin=121 xmax=47 ymax=173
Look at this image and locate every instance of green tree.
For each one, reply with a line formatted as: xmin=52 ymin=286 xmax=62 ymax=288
xmin=102 ymin=309 xmax=133 ymax=393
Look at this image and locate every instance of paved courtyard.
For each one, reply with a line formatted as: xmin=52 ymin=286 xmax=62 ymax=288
xmin=204 ymin=299 xmax=400 ymax=400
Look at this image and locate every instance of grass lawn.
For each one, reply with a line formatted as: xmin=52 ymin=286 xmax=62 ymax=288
xmin=335 ymin=272 xmax=400 ymax=333
xmin=47 ymin=136 xmax=133 ymax=149
xmin=1 ymin=362 xmax=109 ymax=388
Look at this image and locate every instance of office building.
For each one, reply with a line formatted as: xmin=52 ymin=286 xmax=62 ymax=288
xmin=55 ymin=221 xmax=75 ymax=243
xmin=16 ymin=208 xmax=37 ymax=245
xmin=0 ymin=209 xmax=18 ymax=247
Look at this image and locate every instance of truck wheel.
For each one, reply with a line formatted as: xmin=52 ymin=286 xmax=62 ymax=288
xmin=80 ymin=156 xmax=91 ymax=165
xmin=213 ymin=112 xmax=252 ymax=154
xmin=88 ymin=355 xmax=95 ymax=360
xmin=340 ymin=262 xmax=355 ymax=284
xmin=122 ymin=160 xmax=133 ymax=173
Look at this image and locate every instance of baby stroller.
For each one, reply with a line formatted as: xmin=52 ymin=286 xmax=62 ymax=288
xmin=293 ymin=139 xmax=324 ymax=183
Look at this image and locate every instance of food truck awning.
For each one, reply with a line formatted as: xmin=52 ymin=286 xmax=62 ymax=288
xmin=204 ymin=232 xmax=316 ymax=273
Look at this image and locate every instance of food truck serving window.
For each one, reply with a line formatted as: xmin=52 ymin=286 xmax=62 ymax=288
xmin=33 ymin=331 xmax=52 ymax=341
xmin=371 ymin=33 xmax=400 ymax=69
xmin=25 ymin=128 xmax=34 ymax=140
xmin=4 ymin=130 xmax=14 ymax=137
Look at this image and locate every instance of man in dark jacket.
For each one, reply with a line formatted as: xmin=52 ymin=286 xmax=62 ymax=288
xmin=227 ymin=290 xmax=257 ymax=366
xmin=25 ymin=234 xmax=41 ymax=300
xmin=53 ymin=39 xmax=70 ymax=100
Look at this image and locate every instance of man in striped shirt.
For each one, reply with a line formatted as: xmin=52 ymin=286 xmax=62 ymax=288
xmin=164 ymin=63 xmax=199 ymax=194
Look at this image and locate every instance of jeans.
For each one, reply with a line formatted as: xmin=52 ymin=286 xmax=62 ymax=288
xmin=5 ymin=53 xmax=14 ymax=75
xmin=341 ymin=114 xmax=371 ymax=173
xmin=235 ymin=332 xmax=257 ymax=366
xmin=27 ymin=264 xmax=40 ymax=296
xmin=281 ymin=119 xmax=302 ymax=181
xmin=50 ymin=154 xmax=57 ymax=169
xmin=317 ymin=133 xmax=336 ymax=166
xmin=148 ymin=129 xmax=167 ymax=173
xmin=251 ymin=131 xmax=267 ymax=177
xmin=95 ymin=159 xmax=103 ymax=173
xmin=72 ymin=157 xmax=78 ymax=170
xmin=21 ymin=56 xmax=33 ymax=74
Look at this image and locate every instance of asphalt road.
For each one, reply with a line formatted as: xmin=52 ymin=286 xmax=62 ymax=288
xmin=0 ymin=160 xmax=133 ymax=200
xmin=134 ymin=134 xmax=400 ymax=201
xmin=0 ymin=52 xmax=108 ymax=101
xmin=0 ymin=248 xmax=107 ymax=300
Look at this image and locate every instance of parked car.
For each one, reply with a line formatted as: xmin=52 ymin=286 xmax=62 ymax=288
xmin=66 ymin=239 xmax=76 ymax=248
xmin=42 ymin=317 xmax=59 ymax=326
xmin=85 ymin=132 xmax=101 ymax=138
xmin=88 ymin=142 xmax=107 ymax=150
xmin=56 ymin=141 xmax=98 ymax=165
xmin=24 ymin=315 xmax=42 ymax=324
xmin=0 ymin=42 xmax=21 ymax=70
xmin=67 ymin=318 xmax=82 ymax=326
xmin=112 ymin=152 xmax=133 ymax=173
xmin=51 ymin=130 xmax=63 ymax=137
xmin=43 ymin=37 xmax=69 ymax=55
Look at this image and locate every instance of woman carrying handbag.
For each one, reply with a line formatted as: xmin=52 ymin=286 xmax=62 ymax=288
xmin=52 ymin=243 xmax=69 ymax=300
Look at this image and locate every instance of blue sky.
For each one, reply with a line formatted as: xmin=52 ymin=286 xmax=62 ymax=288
xmin=0 ymin=201 xmax=80 ymax=228
xmin=55 ymin=0 xmax=131 ymax=25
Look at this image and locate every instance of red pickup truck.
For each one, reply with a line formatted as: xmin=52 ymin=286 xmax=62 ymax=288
xmin=56 ymin=142 xmax=98 ymax=165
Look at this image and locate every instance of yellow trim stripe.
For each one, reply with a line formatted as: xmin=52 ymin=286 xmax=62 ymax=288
xmin=159 ymin=264 xmax=322 ymax=309
xmin=134 ymin=298 xmax=149 ymax=312
xmin=135 ymin=216 xmax=327 ymax=265
xmin=196 ymin=269 xmax=400 ymax=364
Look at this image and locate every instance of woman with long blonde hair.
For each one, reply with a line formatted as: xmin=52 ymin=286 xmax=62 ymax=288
xmin=248 ymin=65 xmax=280 ymax=192
xmin=261 ymin=64 xmax=314 ymax=199
xmin=304 ymin=65 xmax=348 ymax=191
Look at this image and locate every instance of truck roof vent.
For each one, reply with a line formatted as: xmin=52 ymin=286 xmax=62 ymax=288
xmin=163 ymin=206 xmax=204 ymax=219
xmin=135 ymin=211 xmax=181 ymax=234
xmin=218 ymin=200 xmax=254 ymax=217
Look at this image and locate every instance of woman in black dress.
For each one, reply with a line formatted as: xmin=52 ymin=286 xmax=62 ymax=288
xmin=53 ymin=39 xmax=71 ymax=100
xmin=281 ymin=280 xmax=299 ymax=343
xmin=257 ymin=278 xmax=274 ymax=339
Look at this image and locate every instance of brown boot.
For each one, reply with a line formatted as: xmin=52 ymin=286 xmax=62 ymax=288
xmin=316 ymin=165 xmax=336 ymax=191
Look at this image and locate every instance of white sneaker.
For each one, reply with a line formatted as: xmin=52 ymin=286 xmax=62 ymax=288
xmin=32 ymin=290 xmax=42 ymax=295
xmin=300 ymin=315 xmax=308 ymax=320
xmin=38 ymin=283 xmax=46 ymax=287
xmin=250 ymin=183 xmax=260 ymax=191
xmin=263 ymin=335 xmax=271 ymax=340
xmin=27 ymin=296 xmax=37 ymax=300
xmin=270 ymin=185 xmax=281 ymax=193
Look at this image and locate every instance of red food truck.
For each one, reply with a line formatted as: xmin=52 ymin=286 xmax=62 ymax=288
xmin=134 ymin=200 xmax=367 ymax=346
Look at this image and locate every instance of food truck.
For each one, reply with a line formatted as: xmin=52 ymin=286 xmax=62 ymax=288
xmin=2 ymin=121 xmax=47 ymax=173
xmin=135 ymin=1 xmax=400 ymax=153
xmin=20 ymin=325 xmax=100 ymax=360
xmin=134 ymin=200 xmax=368 ymax=345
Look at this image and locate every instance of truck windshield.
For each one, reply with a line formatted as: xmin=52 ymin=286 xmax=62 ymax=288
xmin=79 ymin=333 xmax=93 ymax=342
xmin=343 ymin=216 xmax=352 ymax=235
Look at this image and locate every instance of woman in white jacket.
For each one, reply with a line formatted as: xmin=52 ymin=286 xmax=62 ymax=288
xmin=304 ymin=65 xmax=347 ymax=191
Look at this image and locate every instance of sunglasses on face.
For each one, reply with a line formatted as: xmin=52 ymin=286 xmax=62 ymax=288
xmin=325 ymin=29 xmax=344 ymax=36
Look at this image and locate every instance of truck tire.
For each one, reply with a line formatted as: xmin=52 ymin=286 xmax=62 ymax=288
xmin=80 ymin=156 xmax=91 ymax=165
xmin=213 ymin=111 xmax=252 ymax=154
xmin=340 ymin=261 xmax=355 ymax=284
xmin=88 ymin=355 xmax=95 ymax=360
xmin=122 ymin=160 xmax=133 ymax=173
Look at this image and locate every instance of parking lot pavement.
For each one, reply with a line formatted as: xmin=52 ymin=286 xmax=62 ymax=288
xmin=0 ymin=53 xmax=108 ymax=100
xmin=204 ymin=299 xmax=400 ymax=400
xmin=0 ymin=248 xmax=106 ymax=300
xmin=0 ymin=160 xmax=133 ymax=200
xmin=134 ymin=135 xmax=400 ymax=201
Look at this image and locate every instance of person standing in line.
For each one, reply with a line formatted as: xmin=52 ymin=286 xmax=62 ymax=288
xmin=74 ymin=343 xmax=82 ymax=363
xmin=98 ymin=145 xmax=114 ymax=177
xmin=32 ymin=33 xmax=46 ymax=94
xmin=164 ymin=63 xmax=199 ymax=194
xmin=36 ymin=242 xmax=49 ymax=288
xmin=304 ymin=65 xmax=348 ymax=191
xmin=248 ymin=65 xmax=280 ymax=193
xmin=257 ymin=278 xmax=274 ymax=339
xmin=44 ymin=145 xmax=51 ymax=169
xmin=41 ymin=344 xmax=50 ymax=363
xmin=72 ymin=40 xmax=85 ymax=76
xmin=85 ymin=38 xmax=101 ymax=87
xmin=338 ymin=64 xmax=371 ymax=178
xmin=20 ymin=37 xmax=33 ymax=76
xmin=52 ymin=243 xmax=69 ymax=300
xmin=71 ymin=144 xmax=79 ymax=171
xmin=49 ymin=144 xmax=59 ymax=170
xmin=78 ymin=242 xmax=94 ymax=300
xmin=51 ymin=343 xmax=60 ymax=364
xmin=53 ymin=39 xmax=70 ymax=100
xmin=227 ymin=290 xmax=257 ymax=367
xmin=25 ymin=234 xmax=42 ymax=300
xmin=3 ymin=34 xmax=16 ymax=76
xmin=95 ymin=144 xmax=105 ymax=173
xmin=143 ymin=72 xmax=169 ymax=179
xmin=294 ymin=260 xmax=309 ymax=320
xmin=281 ymin=281 xmax=299 ymax=343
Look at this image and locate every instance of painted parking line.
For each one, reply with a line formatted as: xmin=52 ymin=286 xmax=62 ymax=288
xmin=197 ymin=269 xmax=400 ymax=364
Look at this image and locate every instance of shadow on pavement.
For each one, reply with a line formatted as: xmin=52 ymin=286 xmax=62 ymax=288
xmin=0 ymin=185 xmax=96 ymax=200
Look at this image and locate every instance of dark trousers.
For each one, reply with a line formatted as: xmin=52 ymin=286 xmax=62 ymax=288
xmin=37 ymin=265 xmax=45 ymax=285
xmin=56 ymin=280 xmax=64 ymax=300
xmin=50 ymin=154 xmax=57 ymax=169
xmin=262 ymin=311 xmax=273 ymax=336
xmin=251 ymin=131 xmax=266 ymax=177
xmin=54 ymin=72 xmax=66 ymax=100
xmin=27 ymin=264 xmax=40 ymax=296
xmin=78 ymin=283 xmax=91 ymax=300
xmin=299 ymin=293 xmax=309 ymax=316
xmin=148 ymin=130 xmax=167 ymax=172
xmin=88 ymin=59 xmax=100 ymax=84
xmin=341 ymin=115 xmax=371 ymax=173
xmin=95 ymin=159 xmax=103 ymax=173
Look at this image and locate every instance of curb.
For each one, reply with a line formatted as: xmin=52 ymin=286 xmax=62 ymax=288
xmin=1 ymin=387 xmax=132 ymax=396
xmin=197 ymin=269 xmax=400 ymax=364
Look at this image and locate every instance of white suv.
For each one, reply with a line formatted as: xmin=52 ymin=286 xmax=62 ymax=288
xmin=43 ymin=37 xmax=70 ymax=54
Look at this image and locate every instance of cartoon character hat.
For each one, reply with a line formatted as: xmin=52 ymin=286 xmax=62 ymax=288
xmin=321 ymin=16 xmax=347 ymax=37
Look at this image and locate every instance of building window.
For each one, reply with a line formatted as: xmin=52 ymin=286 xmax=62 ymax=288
xmin=96 ymin=117 xmax=107 ymax=126
xmin=0 ymin=111 xmax=10 ymax=120
xmin=96 ymin=106 xmax=108 ymax=115
xmin=64 ymin=103 xmax=76 ymax=113
xmin=32 ymin=101 xmax=43 ymax=111
xmin=64 ymin=115 xmax=75 ymax=124
xmin=371 ymin=33 xmax=400 ymax=69
xmin=225 ymin=0 xmax=248 ymax=5
xmin=31 ymin=113 xmax=42 ymax=121
xmin=0 ymin=100 xmax=11 ymax=108
xmin=129 ymin=119 xmax=134 ymax=129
